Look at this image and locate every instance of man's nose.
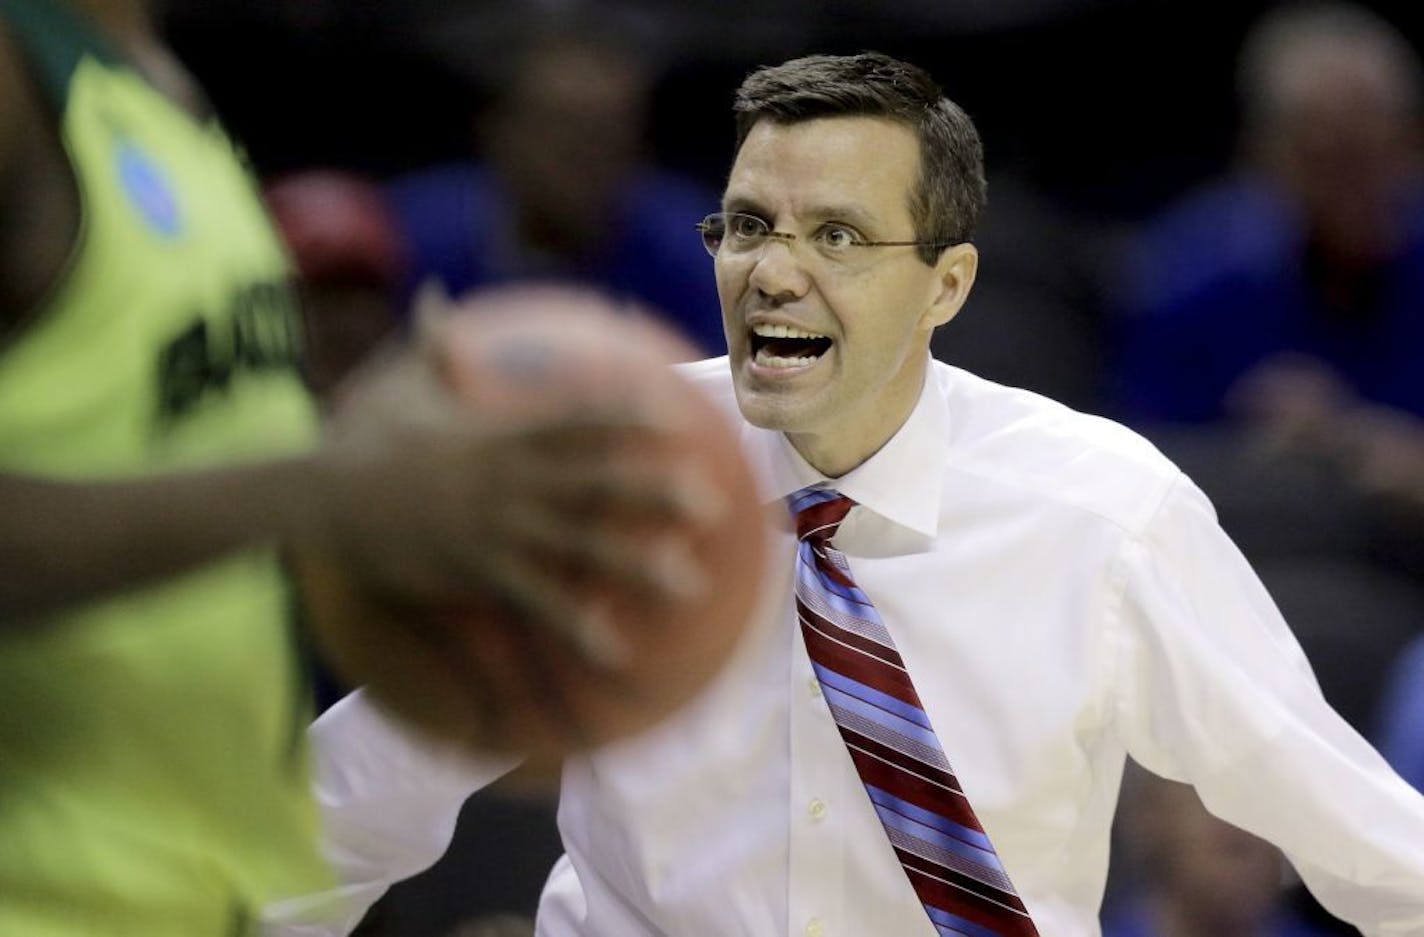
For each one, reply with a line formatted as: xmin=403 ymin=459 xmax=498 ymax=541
xmin=747 ymin=238 xmax=811 ymax=302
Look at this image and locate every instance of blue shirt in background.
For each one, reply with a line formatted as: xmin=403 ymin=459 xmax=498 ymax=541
xmin=1112 ymin=174 xmax=1424 ymax=424
xmin=387 ymin=164 xmax=726 ymax=356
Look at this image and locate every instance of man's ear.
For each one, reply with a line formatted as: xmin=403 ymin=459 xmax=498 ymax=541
xmin=922 ymin=242 xmax=978 ymax=330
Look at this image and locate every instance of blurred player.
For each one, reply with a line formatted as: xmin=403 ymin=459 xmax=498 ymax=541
xmin=0 ymin=2 xmax=713 ymax=935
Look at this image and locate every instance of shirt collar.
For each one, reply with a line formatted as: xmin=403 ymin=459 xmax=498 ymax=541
xmin=742 ymin=359 xmax=950 ymax=539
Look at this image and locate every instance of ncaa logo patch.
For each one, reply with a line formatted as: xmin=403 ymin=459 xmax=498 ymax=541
xmin=116 ymin=141 xmax=182 ymax=237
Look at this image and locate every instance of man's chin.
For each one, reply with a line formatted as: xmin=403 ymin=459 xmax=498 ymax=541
xmin=731 ymin=382 xmax=808 ymax=434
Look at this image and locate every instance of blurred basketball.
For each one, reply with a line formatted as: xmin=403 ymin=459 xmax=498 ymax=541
xmin=301 ymin=285 xmax=764 ymax=768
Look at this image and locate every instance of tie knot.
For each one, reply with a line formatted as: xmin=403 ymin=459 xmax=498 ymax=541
xmin=787 ymin=487 xmax=854 ymax=543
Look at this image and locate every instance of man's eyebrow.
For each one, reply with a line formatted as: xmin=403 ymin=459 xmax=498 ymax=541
xmin=721 ymin=194 xmax=766 ymax=215
xmin=718 ymin=197 xmax=883 ymax=231
xmin=804 ymin=204 xmax=880 ymax=230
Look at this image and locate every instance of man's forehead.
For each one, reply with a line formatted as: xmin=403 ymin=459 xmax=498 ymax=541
xmin=721 ymin=116 xmax=920 ymax=223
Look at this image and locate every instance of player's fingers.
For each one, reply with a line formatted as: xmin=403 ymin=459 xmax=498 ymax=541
xmin=508 ymin=457 xmax=728 ymax=528
xmin=496 ymin=605 xmax=596 ymax=753
xmin=481 ymin=553 xmax=631 ymax=671
xmin=393 ymin=603 xmax=508 ymax=745
xmin=508 ymin=388 xmax=698 ymax=441
xmin=503 ymin=508 xmax=706 ymax=602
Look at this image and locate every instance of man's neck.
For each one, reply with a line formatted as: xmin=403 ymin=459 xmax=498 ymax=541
xmin=784 ymin=360 xmax=929 ymax=479
xmin=786 ymin=426 xmax=892 ymax=481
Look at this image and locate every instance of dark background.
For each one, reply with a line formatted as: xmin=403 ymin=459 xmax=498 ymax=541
xmin=163 ymin=0 xmax=1424 ymax=224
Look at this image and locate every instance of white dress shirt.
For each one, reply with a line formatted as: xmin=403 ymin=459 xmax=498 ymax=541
xmin=267 ymin=357 xmax=1424 ymax=937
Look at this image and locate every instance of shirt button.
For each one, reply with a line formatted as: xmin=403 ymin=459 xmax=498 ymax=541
xmin=808 ymin=798 xmax=827 ymax=821
xmin=805 ymin=918 xmax=825 ymax=937
xmin=807 ymin=676 xmax=822 ymax=698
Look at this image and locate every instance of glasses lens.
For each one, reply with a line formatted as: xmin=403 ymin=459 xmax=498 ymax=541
xmin=698 ymin=214 xmax=725 ymax=256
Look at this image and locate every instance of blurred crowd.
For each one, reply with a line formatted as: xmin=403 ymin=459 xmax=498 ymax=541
xmin=161 ymin=2 xmax=1424 ymax=935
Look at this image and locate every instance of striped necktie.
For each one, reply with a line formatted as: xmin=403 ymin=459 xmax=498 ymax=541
xmin=789 ymin=486 xmax=1039 ymax=937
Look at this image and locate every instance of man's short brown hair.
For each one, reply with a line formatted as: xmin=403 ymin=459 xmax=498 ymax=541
xmin=732 ymin=52 xmax=987 ymax=262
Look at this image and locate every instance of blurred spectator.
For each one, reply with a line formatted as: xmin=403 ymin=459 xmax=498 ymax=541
xmin=1377 ymin=635 xmax=1424 ymax=795
xmin=1113 ymin=1 xmax=1424 ymax=428
xmin=387 ymin=22 xmax=724 ymax=356
xmin=265 ymin=170 xmax=408 ymax=402
xmin=1106 ymin=0 xmax=1424 ymax=719
xmin=1105 ymin=769 xmax=1330 ymax=937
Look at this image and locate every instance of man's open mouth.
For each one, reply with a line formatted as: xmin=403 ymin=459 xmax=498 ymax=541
xmin=749 ymin=323 xmax=832 ymax=368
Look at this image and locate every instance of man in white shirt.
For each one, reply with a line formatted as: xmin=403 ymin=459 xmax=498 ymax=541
xmin=268 ymin=52 xmax=1424 ymax=937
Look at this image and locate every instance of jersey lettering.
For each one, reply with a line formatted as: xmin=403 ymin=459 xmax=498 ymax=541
xmin=156 ymin=279 xmax=303 ymax=422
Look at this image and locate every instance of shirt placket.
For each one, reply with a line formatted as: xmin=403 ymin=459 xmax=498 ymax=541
xmin=787 ymin=575 xmax=850 ymax=937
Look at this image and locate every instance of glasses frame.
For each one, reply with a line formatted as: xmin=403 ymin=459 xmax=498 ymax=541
xmin=695 ymin=211 xmax=955 ymax=260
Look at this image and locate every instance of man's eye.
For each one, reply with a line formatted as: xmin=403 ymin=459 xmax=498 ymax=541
xmin=731 ymin=215 xmax=768 ymax=238
xmin=818 ymin=225 xmax=860 ymax=250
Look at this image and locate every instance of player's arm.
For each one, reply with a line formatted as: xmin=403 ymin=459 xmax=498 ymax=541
xmin=0 ymin=340 xmax=712 ymax=660
xmin=0 ymin=456 xmax=320 ymax=623
xmin=0 ymin=17 xmax=38 ymax=340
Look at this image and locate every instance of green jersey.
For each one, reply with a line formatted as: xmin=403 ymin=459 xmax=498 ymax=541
xmin=0 ymin=2 xmax=330 ymax=934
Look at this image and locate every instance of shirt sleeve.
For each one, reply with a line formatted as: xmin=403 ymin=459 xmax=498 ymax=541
xmin=1109 ymin=475 xmax=1424 ymax=936
xmin=262 ymin=689 xmax=519 ymax=937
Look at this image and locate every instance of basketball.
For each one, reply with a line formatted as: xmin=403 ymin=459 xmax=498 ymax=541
xmin=300 ymin=285 xmax=765 ymax=769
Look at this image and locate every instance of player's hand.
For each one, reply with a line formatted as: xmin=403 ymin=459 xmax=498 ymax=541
xmin=298 ymin=289 xmax=724 ymax=668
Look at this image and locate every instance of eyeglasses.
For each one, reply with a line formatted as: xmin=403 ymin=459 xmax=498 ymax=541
xmin=695 ymin=211 xmax=954 ymax=269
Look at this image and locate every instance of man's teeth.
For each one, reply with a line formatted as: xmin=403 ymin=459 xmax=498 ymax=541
xmin=750 ymin=323 xmax=829 ymax=368
xmin=754 ymin=347 xmax=820 ymax=368
xmin=752 ymin=324 xmax=827 ymax=340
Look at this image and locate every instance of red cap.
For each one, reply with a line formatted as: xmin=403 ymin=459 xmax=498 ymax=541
xmin=264 ymin=170 xmax=408 ymax=288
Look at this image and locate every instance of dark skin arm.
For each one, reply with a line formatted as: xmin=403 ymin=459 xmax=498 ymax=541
xmin=0 ymin=19 xmax=80 ymax=340
xmin=0 ymin=349 xmax=709 ymax=664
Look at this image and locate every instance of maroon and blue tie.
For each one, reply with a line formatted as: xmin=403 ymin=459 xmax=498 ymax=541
xmin=789 ymin=486 xmax=1039 ymax=937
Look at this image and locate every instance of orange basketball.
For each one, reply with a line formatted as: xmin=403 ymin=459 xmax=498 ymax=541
xmin=302 ymin=286 xmax=764 ymax=770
